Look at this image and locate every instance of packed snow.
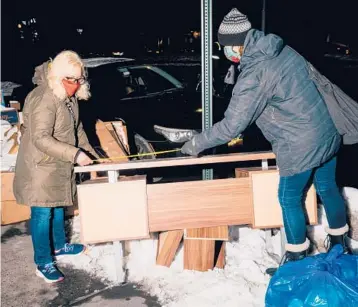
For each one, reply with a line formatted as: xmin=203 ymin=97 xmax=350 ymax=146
xmin=60 ymin=189 xmax=358 ymax=307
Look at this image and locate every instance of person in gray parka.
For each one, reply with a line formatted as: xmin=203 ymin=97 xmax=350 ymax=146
xmin=181 ymin=8 xmax=351 ymax=273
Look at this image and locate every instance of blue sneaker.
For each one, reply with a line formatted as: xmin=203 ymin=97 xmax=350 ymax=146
xmin=55 ymin=243 xmax=86 ymax=259
xmin=36 ymin=262 xmax=64 ymax=283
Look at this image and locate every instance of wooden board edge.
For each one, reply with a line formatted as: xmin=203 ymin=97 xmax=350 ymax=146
xmin=81 ymin=234 xmax=151 ymax=245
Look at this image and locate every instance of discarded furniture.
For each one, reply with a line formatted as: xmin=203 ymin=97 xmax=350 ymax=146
xmin=1 ymin=172 xmax=30 ymax=225
xmin=74 ymin=151 xmax=318 ymax=280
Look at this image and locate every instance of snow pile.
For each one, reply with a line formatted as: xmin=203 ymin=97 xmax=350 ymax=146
xmin=343 ymin=187 xmax=358 ymax=241
xmin=60 ymin=215 xmax=119 ymax=283
xmin=60 ymin=189 xmax=358 ymax=306
xmin=1 ymin=119 xmax=21 ymax=171
xmin=127 ymin=227 xmax=279 ymax=307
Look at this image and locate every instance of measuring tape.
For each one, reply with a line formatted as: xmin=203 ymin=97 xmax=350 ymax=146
xmin=95 ymin=148 xmax=181 ymax=163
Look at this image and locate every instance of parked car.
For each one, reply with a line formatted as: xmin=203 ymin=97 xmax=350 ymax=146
xmin=81 ymin=57 xmax=270 ymax=162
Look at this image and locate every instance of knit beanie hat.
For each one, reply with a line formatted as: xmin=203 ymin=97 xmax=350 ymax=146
xmin=218 ymin=8 xmax=252 ymax=46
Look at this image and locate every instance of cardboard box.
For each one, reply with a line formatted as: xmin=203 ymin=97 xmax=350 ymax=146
xmin=1 ymin=172 xmax=31 ymax=225
xmin=1 ymin=172 xmax=16 ymax=201
xmin=95 ymin=120 xmax=128 ymax=160
xmin=0 ymin=107 xmax=19 ymax=125
xmin=9 ymin=101 xmax=21 ymax=111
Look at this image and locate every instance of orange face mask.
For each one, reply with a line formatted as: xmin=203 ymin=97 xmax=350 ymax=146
xmin=62 ymin=79 xmax=81 ymax=97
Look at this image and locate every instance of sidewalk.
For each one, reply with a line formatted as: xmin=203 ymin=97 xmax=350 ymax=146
xmin=1 ymin=222 xmax=160 ymax=307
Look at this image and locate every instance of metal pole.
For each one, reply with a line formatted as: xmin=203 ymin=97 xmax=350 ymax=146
xmin=201 ymin=0 xmax=213 ymax=180
xmin=261 ymin=0 xmax=266 ymax=33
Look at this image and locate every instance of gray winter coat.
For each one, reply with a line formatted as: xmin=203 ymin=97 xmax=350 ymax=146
xmin=192 ymin=29 xmax=341 ymax=176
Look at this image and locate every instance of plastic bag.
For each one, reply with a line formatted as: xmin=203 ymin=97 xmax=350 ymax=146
xmin=265 ymin=245 xmax=358 ymax=307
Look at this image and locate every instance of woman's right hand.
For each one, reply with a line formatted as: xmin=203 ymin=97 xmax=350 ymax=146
xmin=76 ymin=151 xmax=93 ymax=166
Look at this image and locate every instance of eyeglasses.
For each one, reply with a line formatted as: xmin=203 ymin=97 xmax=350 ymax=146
xmin=64 ymin=76 xmax=86 ymax=85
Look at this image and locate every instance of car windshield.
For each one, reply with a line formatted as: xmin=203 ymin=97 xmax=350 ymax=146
xmin=119 ymin=66 xmax=179 ymax=96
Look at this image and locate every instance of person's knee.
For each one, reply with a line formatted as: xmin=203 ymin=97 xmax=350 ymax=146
xmin=315 ymin=181 xmax=340 ymax=197
xmin=278 ymin=193 xmax=303 ymax=209
xmin=278 ymin=184 xmax=304 ymax=208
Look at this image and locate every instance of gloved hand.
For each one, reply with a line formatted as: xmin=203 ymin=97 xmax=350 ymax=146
xmin=181 ymin=137 xmax=200 ymax=156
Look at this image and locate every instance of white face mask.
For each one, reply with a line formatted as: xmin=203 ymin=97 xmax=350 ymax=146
xmin=223 ymin=46 xmax=242 ymax=63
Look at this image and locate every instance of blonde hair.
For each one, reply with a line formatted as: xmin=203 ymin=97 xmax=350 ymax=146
xmin=47 ymin=50 xmax=91 ymax=101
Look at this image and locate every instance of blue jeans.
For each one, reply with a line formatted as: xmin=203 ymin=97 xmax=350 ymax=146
xmin=279 ymin=157 xmax=347 ymax=245
xmin=30 ymin=207 xmax=66 ymax=265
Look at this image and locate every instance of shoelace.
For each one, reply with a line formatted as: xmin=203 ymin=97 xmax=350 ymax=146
xmin=43 ymin=262 xmax=58 ymax=274
xmin=63 ymin=243 xmax=75 ymax=253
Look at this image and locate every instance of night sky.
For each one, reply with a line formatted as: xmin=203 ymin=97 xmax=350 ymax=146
xmin=1 ymin=0 xmax=357 ymax=81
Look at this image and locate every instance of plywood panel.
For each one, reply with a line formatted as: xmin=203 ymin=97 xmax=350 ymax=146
xmin=1 ymin=201 xmax=30 ymax=225
xmin=77 ymin=176 xmax=149 ymax=244
xmin=184 ymin=239 xmax=215 ymax=271
xmin=147 ymin=178 xmax=252 ymax=232
xmin=185 ymin=226 xmax=229 ymax=241
xmin=250 ymin=170 xmax=317 ymax=228
xmin=156 ymin=230 xmax=184 ymax=267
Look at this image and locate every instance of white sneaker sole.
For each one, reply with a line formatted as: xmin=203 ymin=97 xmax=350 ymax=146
xmin=54 ymin=248 xmax=86 ymax=260
xmin=35 ymin=269 xmax=64 ymax=283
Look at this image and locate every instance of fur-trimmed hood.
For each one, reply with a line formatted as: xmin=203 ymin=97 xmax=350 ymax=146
xmin=32 ymin=61 xmax=51 ymax=86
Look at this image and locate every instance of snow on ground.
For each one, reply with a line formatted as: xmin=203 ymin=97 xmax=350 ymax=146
xmin=1 ymin=119 xmax=21 ymax=171
xmin=60 ymin=188 xmax=358 ymax=307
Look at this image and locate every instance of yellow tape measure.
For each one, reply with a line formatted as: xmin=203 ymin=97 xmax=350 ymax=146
xmin=95 ymin=148 xmax=181 ymax=162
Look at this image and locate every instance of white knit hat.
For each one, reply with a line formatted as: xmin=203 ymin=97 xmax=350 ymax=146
xmin=218 ymin=8 xmax=252 ymax=46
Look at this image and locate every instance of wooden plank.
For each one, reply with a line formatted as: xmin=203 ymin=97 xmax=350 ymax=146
xmin=147 ymin=178 xmax=252 ymax=232
xmin=77 ymin=176 xmax=150 ymax=244
xmin=185 ymin=226 xmax=229 ymax=241
xmin=95 ymin=120 xmax=128 ymax=161
xmin=74 ymin=151 xmax=276 ymax=173
xmin=156 ymin=230 xmax=184 ymax=267
xmin=184 ymin=239 xmax=215 ymax=271
xmin=1 ymin=201 xmax=30 ymax=225
xmin=247 ymin=170 xmax=317 ymax=229
xmin=215 ymin=241 xmax=226 ymax=269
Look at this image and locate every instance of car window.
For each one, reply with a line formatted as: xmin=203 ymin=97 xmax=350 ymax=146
xmin=127 ymin=67 xmax=176 ymax=94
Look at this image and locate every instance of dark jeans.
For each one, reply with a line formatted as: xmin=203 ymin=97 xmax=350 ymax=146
xmin=279 ymin=157 xmax=347 ymax=245
xmin=30 ymin=207 xmax=66 ymax=266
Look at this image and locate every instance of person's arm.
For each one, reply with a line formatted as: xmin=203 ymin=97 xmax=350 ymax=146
xmin=182 ymin=74 xmax=268 ymax=155
xmin=30 ymin=95 xmax=79 ymax=162
xmin=77 ymin=120 xmax=99 ymax=159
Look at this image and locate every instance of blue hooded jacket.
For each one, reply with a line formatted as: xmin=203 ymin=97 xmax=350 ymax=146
xmin=191 ymin=29 xmax=341 ymax=176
